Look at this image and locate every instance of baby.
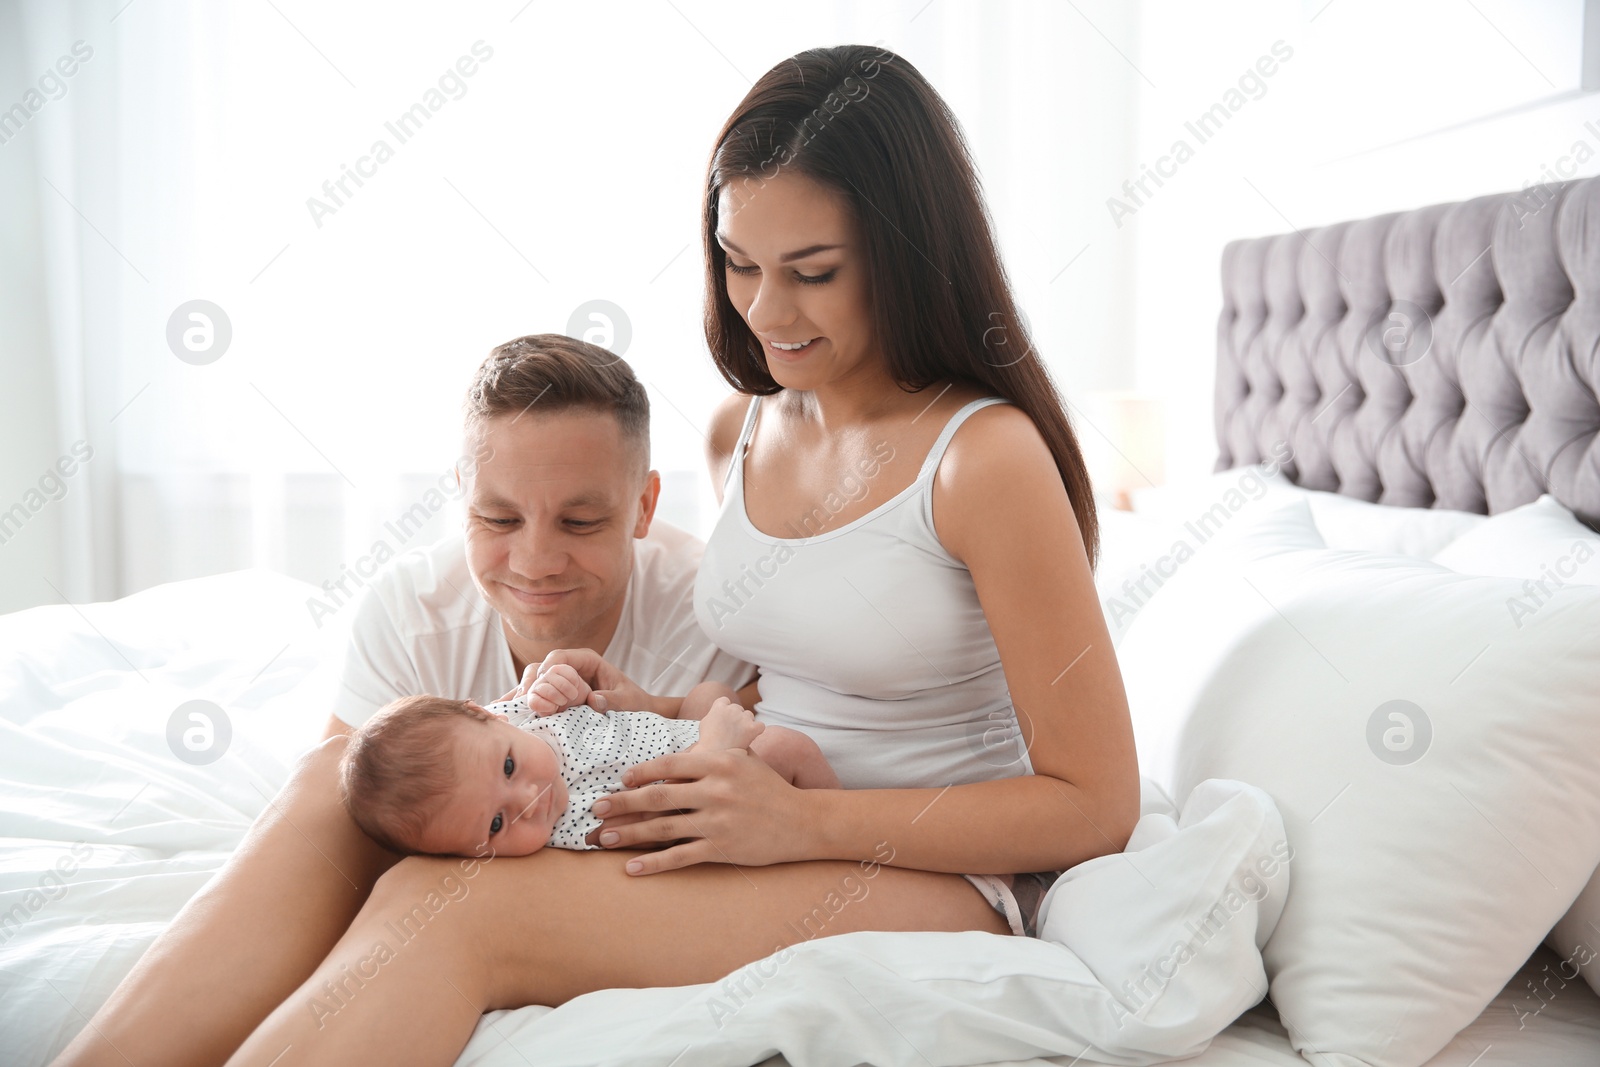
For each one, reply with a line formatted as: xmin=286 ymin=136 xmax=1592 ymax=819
xmin=338 ymin=669 xmax=838 ymax=858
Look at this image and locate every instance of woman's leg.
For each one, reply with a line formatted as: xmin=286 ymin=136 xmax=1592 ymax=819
xmin=226 ymin=847 xmax=1009 ymax=1066
xmin=51 ymin=737 xmax=400 ymax=1067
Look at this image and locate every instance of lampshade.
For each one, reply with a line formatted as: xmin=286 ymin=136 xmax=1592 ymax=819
xmin=1078 ymin=391 xmax=1166 ymax=510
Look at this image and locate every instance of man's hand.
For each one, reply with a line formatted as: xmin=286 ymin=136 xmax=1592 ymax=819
xmin=527 ymin=648 xmax=660 ymax=715
xmin=492 ymin=662 xmax=593 ymax=716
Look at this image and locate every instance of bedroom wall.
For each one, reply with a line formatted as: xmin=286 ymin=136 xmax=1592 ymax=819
xmin=10 ymin=0 xmax=1578 ymax=610
xmin=0 ymin=0 xmax=1144 ymax=612
xmin=1120 ymin=0 xmax=1594 ymax=485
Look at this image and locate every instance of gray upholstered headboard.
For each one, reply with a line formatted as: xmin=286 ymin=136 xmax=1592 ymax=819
xmin=1215 ymin=176 xmax=1600 ymax=530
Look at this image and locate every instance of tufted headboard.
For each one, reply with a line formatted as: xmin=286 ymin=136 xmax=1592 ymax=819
xmin=1214 ymin=177 xmax=1600 ymax=530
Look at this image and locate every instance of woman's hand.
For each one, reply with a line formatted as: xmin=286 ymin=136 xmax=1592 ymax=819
xmin=589 ymin=749 xmax=819 ymax=874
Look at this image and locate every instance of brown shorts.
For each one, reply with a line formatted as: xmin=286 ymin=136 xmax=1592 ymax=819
xmin=962 ymin=871 xmax=1064 ymax=937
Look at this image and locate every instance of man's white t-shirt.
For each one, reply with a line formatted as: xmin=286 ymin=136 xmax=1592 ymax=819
xmin=332 ymin=521 xmax=756 ymax=728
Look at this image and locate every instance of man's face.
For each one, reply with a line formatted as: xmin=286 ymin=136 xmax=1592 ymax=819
xmin=463 ymin=410 xmax=657 ymax=653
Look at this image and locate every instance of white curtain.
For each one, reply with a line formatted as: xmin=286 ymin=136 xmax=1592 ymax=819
xmin=2 ymin=0 xmax=1142 ymax=613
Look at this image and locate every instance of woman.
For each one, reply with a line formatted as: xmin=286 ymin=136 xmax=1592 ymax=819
xmin=55 ymin=44 xmax=1138 ymax=1067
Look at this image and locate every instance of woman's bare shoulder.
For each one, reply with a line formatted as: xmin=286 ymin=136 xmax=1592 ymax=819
xmin=942 ymin=400 xmax=1056 ymax=485
xmin=933 ymin=401 xmax=1078 ymax=556
xmin=707 ymin=393 xmax=753 ymax=455
xmin=705 ymin=392 xmax=757 ymax=496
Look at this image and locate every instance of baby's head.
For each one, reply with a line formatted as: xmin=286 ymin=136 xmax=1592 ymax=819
xmin=338 ymin=695 xmax=568 ymax=858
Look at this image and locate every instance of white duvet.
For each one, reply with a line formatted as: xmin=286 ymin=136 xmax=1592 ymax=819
xmin=3 ymin=564 xmax=1597 ymax=1066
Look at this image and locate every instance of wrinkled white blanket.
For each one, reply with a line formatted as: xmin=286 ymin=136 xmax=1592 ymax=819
xmin=454 ymin=779 xmax=1288 ymax=1067
xmin=0 ymin=570 xmax=1287 ymax=1067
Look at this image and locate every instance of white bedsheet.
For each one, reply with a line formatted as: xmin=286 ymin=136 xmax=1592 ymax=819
xmin=3 ymin=569 xmax=1598 ymax=1066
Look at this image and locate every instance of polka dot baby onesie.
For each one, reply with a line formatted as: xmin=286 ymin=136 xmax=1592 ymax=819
xmin=484 ymin=696 xmax=702 ymax=850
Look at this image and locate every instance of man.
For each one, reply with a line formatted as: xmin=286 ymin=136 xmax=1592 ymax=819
xmin=323 ymin=333 xmax=754 ymax=739
xmin=50 ymin=334 xmax=758 ymax=1067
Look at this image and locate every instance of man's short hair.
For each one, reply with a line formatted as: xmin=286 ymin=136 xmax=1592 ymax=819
xmin=465 ymin=334 xmax=650 ymax=468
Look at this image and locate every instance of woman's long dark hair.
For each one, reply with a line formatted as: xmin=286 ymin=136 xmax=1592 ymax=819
xmin=701 ymin=44 xmax=1100 ymax=568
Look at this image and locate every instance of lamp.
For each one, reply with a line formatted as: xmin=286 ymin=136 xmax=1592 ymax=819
xmin=1079 ymin=391 xmax=1166 ymax=511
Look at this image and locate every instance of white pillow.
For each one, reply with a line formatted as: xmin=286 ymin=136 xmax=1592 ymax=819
xmin=1095 ymin=507 xmax=1192 ymax=646
xmin=1114 ymin=500 xmax=1600 ymax=1067
xmin=1300 ymin=491 xmax=1485 ymax=557
xmin=1105 ymin=463 xmax=1308 ymax=647
xmin=1432 ymin=494 xmax=1600 ymax=583
xmin=1548 ymin=877 xmax=1600 ymax=1001
xmin=1119 ymin=502 xmax=1328 ymax=783
xmin=1131 ymin=462 xmax=1485 ymax=557
xmin=1429 ymin=495 xmax=1600 ymax=996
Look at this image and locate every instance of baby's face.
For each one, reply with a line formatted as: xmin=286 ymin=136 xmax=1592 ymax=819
xmin=414 ymin=712 xmax=568 ymax=858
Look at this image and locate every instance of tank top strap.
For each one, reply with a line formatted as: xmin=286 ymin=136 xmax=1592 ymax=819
xmin=722 ymin=394 xmax=764 ymax=495
xmin=914 ymin=397 xmax=1012 ymax=483
xmin=725 ymin=393 xmax=1006 ymax=497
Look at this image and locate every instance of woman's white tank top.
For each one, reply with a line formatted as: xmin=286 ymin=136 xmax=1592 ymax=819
xmin=693 ymin=394 xmax=1034 ymax=790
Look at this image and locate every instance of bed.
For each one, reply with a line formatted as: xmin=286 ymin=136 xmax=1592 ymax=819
xmin=4 ymin=176 xmax=1600 ymax=1067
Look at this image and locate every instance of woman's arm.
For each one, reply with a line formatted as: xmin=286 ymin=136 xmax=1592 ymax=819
xmin=705 ymin=390 xmax=750 ymax=507
xmin=862 ymin=400 xmax=1141 ymax=870
xmin=712 ymin=394 xmax=763 ymax=717
xmin=593 ymin=403 xmax=1141 ymax=876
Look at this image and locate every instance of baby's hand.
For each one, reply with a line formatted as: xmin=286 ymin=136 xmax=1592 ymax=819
xmin=520 ymin=663 xmax=592 ymax=716
xmin=695 ymin=697 xmax=765 ymax=751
